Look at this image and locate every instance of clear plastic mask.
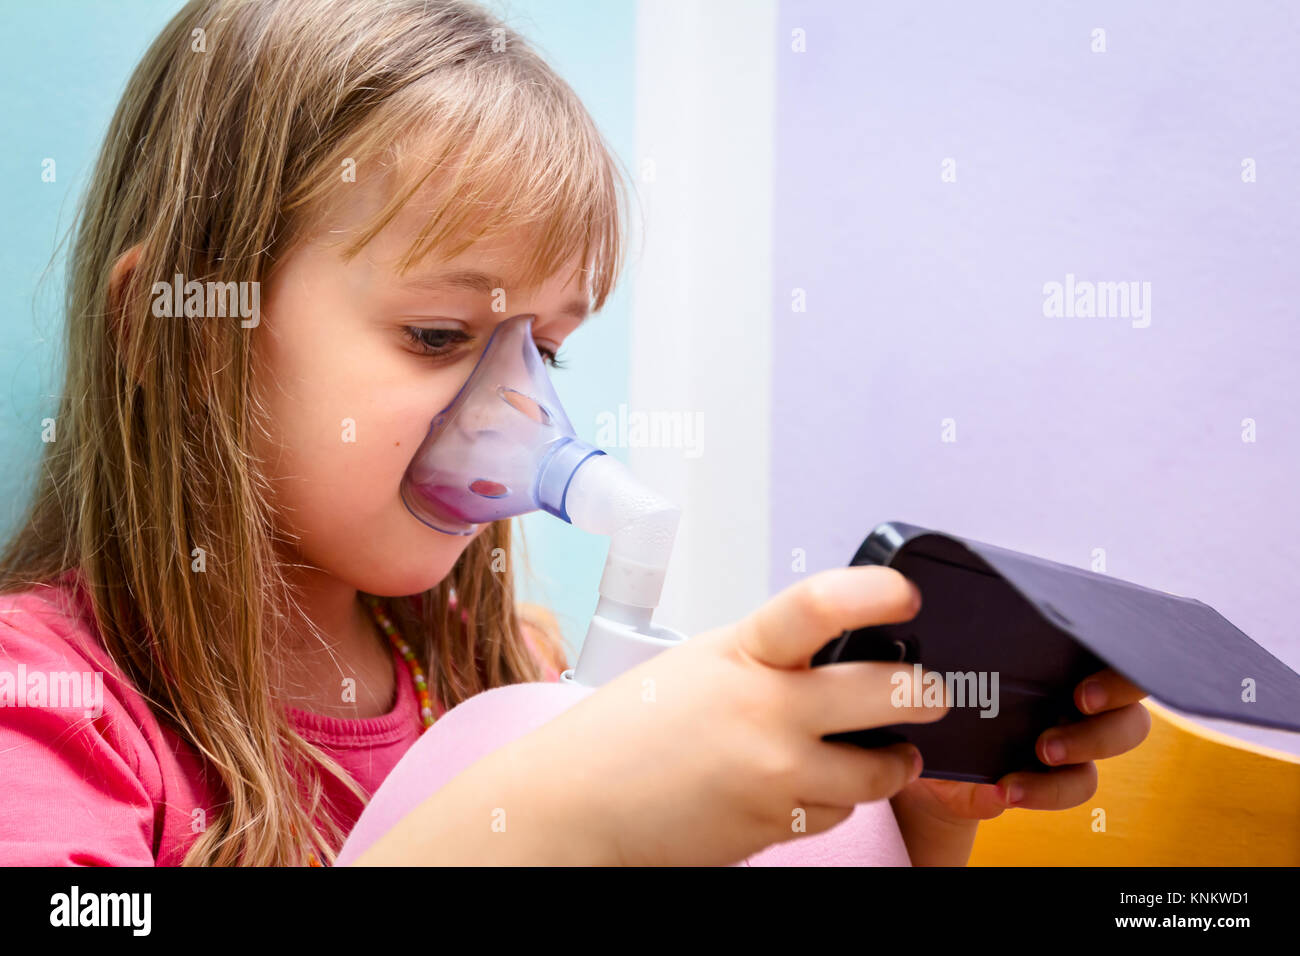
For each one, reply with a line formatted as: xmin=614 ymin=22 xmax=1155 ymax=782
xmin=400 ymin=313 xmax=604 ymax=535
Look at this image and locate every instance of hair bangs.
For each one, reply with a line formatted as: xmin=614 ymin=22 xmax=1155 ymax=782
xmin=299 ymin=62 xmax=628 ymax=312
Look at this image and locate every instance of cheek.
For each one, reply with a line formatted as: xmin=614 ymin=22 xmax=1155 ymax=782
xmin=251 ymin=319 xmax=477 ymax=594
xmin=259 ymin=384 xmax=480 ymax=594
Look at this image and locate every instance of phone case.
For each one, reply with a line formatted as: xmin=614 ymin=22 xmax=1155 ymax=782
xmin=812 ymin=521 xmax=1300 ymax=784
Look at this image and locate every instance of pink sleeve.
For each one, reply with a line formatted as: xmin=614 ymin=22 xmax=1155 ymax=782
xmin=0 ymin=609 xmax=158 ymax=866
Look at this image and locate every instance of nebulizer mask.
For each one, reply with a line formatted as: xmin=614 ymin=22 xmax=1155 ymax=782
xmin=400 ymin=313 xmax=687 ymax=686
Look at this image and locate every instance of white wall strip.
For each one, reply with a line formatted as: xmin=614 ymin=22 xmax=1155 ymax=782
xmin=630 ymin=0 xmax=777 ymax=636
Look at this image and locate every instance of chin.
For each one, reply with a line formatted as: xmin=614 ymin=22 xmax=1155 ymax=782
xmin=353 ymin=527 xmax=475 ymax=597
xmin=354 ymin=562 xmax=456 ymax=598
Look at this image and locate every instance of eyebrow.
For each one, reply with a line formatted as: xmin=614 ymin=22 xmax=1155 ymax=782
xmin=398 ymin=268 xmax=591 ymax=321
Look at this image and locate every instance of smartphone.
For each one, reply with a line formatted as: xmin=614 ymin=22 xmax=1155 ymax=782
xmin=813 ymin=522 xmax=1106 ymax=784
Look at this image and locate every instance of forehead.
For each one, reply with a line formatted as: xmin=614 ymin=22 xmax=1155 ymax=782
xmin=317 ymin=159 xmax=589 ymax=300
xmin=401 ymin=233 xmax=587 ymax=298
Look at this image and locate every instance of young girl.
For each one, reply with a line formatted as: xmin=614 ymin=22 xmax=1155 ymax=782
xmin=0 ymin=0 xmax=1150 ymax=867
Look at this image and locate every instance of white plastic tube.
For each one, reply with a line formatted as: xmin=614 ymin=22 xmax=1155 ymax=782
xmin=560 ymin=454 xmax=688 ymax=685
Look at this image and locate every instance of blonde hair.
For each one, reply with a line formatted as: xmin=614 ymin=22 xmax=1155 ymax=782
xmin=0 ymin=0 xmax=630 ymax=866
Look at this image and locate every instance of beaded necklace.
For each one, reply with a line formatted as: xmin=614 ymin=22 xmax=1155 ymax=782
xmin=306 ymin=595 xmax=437 ymax=866
xmin=361 ymin=594 xmax=438 ymax=731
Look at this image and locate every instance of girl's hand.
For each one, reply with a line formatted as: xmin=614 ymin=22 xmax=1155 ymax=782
xmin=493 ymin=565 xmax=947 ymax=866
xmin=889 ymin=669 xmax=1152 ymax=864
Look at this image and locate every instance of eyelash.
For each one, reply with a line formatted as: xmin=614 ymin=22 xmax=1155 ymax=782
xmin=401 ymin=326 xmax=568 ymax=370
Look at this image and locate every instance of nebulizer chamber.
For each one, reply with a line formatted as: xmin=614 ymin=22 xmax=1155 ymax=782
xmin=400 ymin=313 xmax=687 ymax=685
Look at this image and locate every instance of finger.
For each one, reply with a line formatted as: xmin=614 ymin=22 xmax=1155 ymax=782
xmin=1037 ymin=701 xmax=1152 ymax=767
xmin=738 ymin=566 xmax=921 ymax=670
xmin=795 ymin=740 xmax=922 ymax=809
xmin=1076 ymin=669 xmax=1148 ymax=715
xmin=913 ymin=777 xmax=1010 ymax=821
xmin=995 ymin=761 xmax=1099 ymax=811
xmin=783 ymin=660 xmax=951 ymax=735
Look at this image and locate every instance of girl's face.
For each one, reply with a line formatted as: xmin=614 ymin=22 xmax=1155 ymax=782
xmin=254 ymin=184 xmax=590 ymax=597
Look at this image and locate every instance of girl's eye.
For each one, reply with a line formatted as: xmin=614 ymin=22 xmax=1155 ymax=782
xmin=401 ymin=326 xmax=471 ymax=358
xmin=401 ymin=326 xmax=567 ymax=370
xmin=538 ymin=346 xmax=567 ymax=370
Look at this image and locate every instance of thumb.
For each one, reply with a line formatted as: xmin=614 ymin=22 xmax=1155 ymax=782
xmin=738 ymin=566 xmax=921 ymax=670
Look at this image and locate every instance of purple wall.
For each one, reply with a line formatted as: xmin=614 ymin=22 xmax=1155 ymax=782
xmin=772 ymin=1 xmax=1300 ymax=753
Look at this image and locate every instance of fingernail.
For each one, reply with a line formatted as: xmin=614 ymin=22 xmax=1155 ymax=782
xmin=1081 ymin=680 xmax=1105 ymax=713
xmin=908 ymin=748 xmax=923 ymax=782
xmin=997 ymin=783 xmax=1024 ymax=805
xmin=908 ymin=581 xmax=922 ymax=613
xmin=1043 ymin=736 xmax=1066 ymax=765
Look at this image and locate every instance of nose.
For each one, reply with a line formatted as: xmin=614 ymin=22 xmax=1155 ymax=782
xmin=456 ymin=395 xmax=502 ymax=437
xmin=450 ymin=314 xmax=543 ymax=424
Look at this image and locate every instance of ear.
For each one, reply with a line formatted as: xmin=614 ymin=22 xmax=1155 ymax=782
xmin=107 ymin=244 xmax=143 ymax=365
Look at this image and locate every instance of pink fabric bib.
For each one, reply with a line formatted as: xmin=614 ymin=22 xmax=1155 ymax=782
xmin=338 ymin=681 xmax=912 ymax=866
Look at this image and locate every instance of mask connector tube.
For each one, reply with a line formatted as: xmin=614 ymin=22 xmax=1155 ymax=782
xmin=560 ymin=453 xmax=688 ymax=686
xmin=535 ymin=437 xmax=606 ymax=523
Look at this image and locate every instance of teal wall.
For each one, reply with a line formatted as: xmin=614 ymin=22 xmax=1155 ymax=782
xmin=497 ymin=0 xmax=637 ymax=656
xmin=0 ymin=0 xmax=637 ymax=656
xmin=0 ymin=1 xmax=182 ymax=530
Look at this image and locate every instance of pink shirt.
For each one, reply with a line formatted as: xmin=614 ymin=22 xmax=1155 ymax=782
xmin=0 ymin=569 xmax=560 ymax=866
